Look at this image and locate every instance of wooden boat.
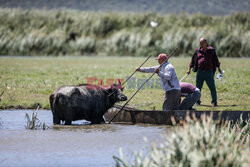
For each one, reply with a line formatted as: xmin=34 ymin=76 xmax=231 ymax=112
xmin=104 ymin=105 xmax=250 ymax=125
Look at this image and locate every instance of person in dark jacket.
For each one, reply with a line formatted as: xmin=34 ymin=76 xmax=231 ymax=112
xmin=179 ymin=82 xmax=201 ymax=110
xmin=186 ymin=38 xmax=222 ymax=107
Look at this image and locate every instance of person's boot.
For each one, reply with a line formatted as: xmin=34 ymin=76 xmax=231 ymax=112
xmin=188 ymin=107 xmax=196 ymax=111
xmin=196 ymin=100 xmax=201 ymax=106
xmin=211 ymin=102 xmax=218 ymax=107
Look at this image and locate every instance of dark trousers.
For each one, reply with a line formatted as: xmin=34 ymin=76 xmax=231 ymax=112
xmin=163 ymin=89 xmax=181 ymax=110
xmin=196 ymin=69 xmax=217 ymax=103
xmin=180 ymin=89 xmax=201 ymax=110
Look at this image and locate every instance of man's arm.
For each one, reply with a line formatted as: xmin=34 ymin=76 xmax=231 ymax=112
xmin=187 ymin=50 xmax=197 ymax=75
xmin=187 ymin=66 xmax=192 ymax=75
xmin=213 ymin=49 xmax=222 ymax=73
xmin=136 ymin=66 xmax=158 ymax=73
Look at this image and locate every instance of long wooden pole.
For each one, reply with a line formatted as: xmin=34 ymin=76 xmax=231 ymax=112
xmin=108 ymin=55 xmax=152 ymax=97
xmin=122 ymin=55 xmax=152 ymax=86
xmin=179 ymin=74 xmax=188 ymax=82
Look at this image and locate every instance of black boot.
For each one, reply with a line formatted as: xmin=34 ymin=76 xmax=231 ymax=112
xmin=211 ymin=102 xmax=218 ymax=107
xmin=196 ymin=100 xmax=201 ymax=106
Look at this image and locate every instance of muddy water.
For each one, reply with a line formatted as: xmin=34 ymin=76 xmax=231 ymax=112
xmin=0 ymin=110 xmax=170 ymax=167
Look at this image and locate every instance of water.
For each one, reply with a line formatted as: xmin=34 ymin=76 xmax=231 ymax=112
xmin=0 ymin=110 xmax=170 ymax=167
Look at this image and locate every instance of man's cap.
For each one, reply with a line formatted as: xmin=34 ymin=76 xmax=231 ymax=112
xmin=155 ymin=53 xmax=168 ymax=60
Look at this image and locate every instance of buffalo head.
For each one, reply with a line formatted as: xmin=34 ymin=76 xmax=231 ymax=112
xmin=100 ymin=81 xmax=127 ymax=102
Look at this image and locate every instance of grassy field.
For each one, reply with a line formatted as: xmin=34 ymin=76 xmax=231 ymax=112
xmin=0 ymin=56 xmax=249 ymax=111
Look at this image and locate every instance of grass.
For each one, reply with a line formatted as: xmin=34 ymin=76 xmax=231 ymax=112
xmin=0 ymin=56 xmax=249 ymax=111
xmin=25 ymin=107 xmax=49 ymax=130
xmin=113 ymin=115 xmax=250 ymax=166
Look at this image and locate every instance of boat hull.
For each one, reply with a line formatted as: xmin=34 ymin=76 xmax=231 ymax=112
xmin=104 ymin=106 xmax=250 ymax=125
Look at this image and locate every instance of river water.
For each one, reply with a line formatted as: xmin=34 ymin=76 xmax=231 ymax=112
xmin=0 ymin=110 xmax=170 ymax=167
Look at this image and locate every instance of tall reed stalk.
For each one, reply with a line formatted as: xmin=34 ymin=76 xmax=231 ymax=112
xmin=25 ymin=107 xmax=49 ymax=130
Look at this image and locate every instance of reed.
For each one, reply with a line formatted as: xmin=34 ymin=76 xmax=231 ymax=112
xmin=0 ymin=8 xmax=249 ymax=57
xmin=113 ymin=115 xmax=250 ymax=166
xmin=25 ymin=107 xmax=49 ymax=130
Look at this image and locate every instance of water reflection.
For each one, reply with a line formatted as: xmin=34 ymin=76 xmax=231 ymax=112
xmin=52 ymin=123 xmax=122 ymax=133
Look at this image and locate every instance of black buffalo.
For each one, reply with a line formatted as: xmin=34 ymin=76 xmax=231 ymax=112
xmin=49 ymin=82 xmax=127 ymax=125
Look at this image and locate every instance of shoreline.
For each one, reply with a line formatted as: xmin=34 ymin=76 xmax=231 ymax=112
xmin=0 ymin=105 xmax=249 ymax=112
xmin=0 ymin=104 xmax=49 ymax=111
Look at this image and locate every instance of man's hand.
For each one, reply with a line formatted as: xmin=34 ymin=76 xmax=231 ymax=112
xmin=218 ymin=67 xmax=223 ymax=74
xmin=186 ymin=68 xmax=191 ymax=75
xmin=135 ymin=68 xmax=141 ymax=72
xmin=155 ymin=68 xmax=160 ymax=74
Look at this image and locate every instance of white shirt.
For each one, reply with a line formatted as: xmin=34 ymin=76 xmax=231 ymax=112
xmin=140 ymin=62 xmax=180 ymax=92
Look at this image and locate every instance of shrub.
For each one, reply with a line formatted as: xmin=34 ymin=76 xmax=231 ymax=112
xmin=113 ymin=115 xmax=250 ymax=167
xmin=0 ymin=8 xmax=249 ymax=57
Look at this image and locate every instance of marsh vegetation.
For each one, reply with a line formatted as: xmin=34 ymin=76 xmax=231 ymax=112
xmin=0 ymin=8 xmax=249 ymax=57
xmin=25 ymin=107 xmax=49 ymax=130
xmin=114 ymin=115 xmax=250 ymax=166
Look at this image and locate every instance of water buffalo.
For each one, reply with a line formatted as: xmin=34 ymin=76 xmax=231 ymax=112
xmin=49 ymin=82 xmax=127 ymax=125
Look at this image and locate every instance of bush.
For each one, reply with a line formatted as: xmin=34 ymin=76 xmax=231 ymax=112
xmin=113 ymin=115 xmax=250 ymax=167
xmin=0 ymin=8 xmax=249 ymax=57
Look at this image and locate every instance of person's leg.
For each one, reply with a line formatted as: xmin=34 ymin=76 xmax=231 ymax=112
xmin=173 ymin=89 xmax=181 ymax=110
xmin=179 ymin=95 xmax=191 ymax=110
xmin=205 ymin=70 xmax=217 ymax=105
xmin=163 ymin=89 xmax=181 ymax=110
xmin=196 ymin=69 xmax=205 ymax=91
xmin=196 ymin=69 xmax=204 ymax=104
xmin=179 ymin=89 xmax=201 ymax=110
xmin=163 ymin=91 xmax=172 ymax=110
xmin=191 ymin=89 xmax=201 ymax=108
xmin=163 ymin=92 xmax=170 ymax=111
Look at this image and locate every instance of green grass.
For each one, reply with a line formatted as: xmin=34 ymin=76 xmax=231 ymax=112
xmin=0 ymin=56 xmax=249 ymax=111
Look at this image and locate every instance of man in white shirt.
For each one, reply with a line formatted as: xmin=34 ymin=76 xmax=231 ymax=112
xmin=136 ymin=53 xmax=181 ymax=110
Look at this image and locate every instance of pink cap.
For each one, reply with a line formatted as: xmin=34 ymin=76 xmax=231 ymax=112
xmin=155 ymin=53 xmax=168 ymax=60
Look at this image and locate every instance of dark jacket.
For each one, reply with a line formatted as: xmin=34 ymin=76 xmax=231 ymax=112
xmin=189 ymin=46 xmax=220 ymax=73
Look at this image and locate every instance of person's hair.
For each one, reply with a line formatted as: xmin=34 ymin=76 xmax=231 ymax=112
xmin=200 ymin=38 xmax=207 ymax=42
